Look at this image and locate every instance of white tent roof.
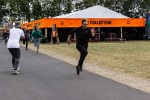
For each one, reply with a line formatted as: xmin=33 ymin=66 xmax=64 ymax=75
xmin=55 ymin=5 xmax=129 ymax=18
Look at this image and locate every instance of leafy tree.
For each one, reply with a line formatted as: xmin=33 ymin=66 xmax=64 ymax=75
xmin=62 ymin=0 xmax=73 ymax=14
xmin=32 ymin=0 xmax=43 ymax=20
xmin=0 ymin=0 xmax=7 ymax=21
xmin=1 ymin=0 xmax=150 ymax=23
xmin=75 ymin=0 xmax=104 ymax=11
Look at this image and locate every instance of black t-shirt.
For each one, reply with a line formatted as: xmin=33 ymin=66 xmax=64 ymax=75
xmin=70 ymin=26 xmax=92 ymax=46
xmin=23 ymin=30 xmax=29 ymax=37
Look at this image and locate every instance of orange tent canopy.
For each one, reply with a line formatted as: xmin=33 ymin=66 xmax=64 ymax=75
xmin=22 ymin=18 xmax=145 ymax=30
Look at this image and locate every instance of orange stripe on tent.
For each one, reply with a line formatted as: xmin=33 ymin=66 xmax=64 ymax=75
xmin=22 ymin=18 xmax=145 ymax=30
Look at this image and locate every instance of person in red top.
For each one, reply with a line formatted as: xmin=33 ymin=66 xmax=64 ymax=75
xmin=52 ymin=28 xmax=57 ymax=44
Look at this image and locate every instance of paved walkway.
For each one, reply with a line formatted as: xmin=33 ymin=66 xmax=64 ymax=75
xmin=0 ymin=42 xmax=150 ymax=100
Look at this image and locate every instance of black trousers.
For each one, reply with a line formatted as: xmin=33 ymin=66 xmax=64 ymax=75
xmin=23 ymin=36 xmax=28 ymax=50
xmin=8 ymin=48 xmax=21 ymax=70
xmin=52 ymin=37 xmax=57 ymax=44
xmin=76 ymin=45 xmax=88 ymax=67
xmin=4 ymin=36 xmax=8 ymax=44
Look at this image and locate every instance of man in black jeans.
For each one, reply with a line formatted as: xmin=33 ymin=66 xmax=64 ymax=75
xmin=23 ymin=26 xmax=29 ymax=50
xmin=67 ymin=19 xmax=95 ymax=75
xmin=7 ymin=24 xmax=25 ymax=75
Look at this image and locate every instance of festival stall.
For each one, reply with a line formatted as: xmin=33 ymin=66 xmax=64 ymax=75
xmin=22 ymin=5 xmax=145 ymax=42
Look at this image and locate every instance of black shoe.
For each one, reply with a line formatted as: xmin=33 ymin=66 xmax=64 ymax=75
xmin=76 ymin=66 xmax=80 ymax=75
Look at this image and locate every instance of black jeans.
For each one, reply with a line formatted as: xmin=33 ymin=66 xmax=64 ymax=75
xmin=4 ymin=36 xmax=8 ymax=44
xmin=53 ymin=37 xmax=57 ymax=44
xmin=76 ymin=45 xmax=88 ymax=67
xmin=23 ymin=36 xmax=28 ymax=50
xmin=8 ymin=48 xmax=21 ymax=70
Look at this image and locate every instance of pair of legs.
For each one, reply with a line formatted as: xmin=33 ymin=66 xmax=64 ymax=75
xmin=52 ymin=37 xmax=57 ymax=44
xmin=23 ymin=36 xmax=28 ymax=50
xmin=91 ymin=36 xmax=95 ymax=42
xmin=25 ymin=36 xmax=28 ymax=50
xmin=4 ymin=36 xmax=8 ymax=44
xmin=76 ymin=45 xmax=88 ymax=75
xmin=8 ymin=48 xmax=21 ymax=71
xmin=34 ymin=38 xmax=40 ymax=53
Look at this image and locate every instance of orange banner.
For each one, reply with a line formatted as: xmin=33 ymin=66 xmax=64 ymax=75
xmin=88 ymin=18 xmax=145 ymax=27
xmin=22 ymin=19 xmax=45 ymax=29
xmin=33 ymin=19 xmax=45 ymax=28
xmin=22 ymin=18 xmax=145 ymax=30
xmin=22 ymin=22 xmax=33 ymax=29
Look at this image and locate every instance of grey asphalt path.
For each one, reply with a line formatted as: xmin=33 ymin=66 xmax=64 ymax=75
xmin=0 ymin=42 xmax=150 ymax=100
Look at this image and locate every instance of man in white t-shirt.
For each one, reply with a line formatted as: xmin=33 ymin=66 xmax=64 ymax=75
xmin=7 ymin=24 xmax=25 ymax=75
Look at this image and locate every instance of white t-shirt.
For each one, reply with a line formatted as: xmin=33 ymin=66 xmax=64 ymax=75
xmin=7 ymin=27 xmax=24 ymax=48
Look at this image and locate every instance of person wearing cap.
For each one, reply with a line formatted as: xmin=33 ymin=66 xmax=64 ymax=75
xmin=67 ymin=19 xmax=96 ymax=75
xmin=7 ymin=23 xmax=25 ymax=75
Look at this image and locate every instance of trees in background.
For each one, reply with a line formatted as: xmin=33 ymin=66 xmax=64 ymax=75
xmin=0 ymin=0 xmax=150 ymax=22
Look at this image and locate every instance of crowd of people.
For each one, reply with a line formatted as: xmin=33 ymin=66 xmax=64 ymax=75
xmin=0 ymin=24 xmax=43 ymax=75
xmin=0 ymin=19 xmax=96 ymax=75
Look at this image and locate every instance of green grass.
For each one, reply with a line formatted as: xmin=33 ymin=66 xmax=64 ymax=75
xmin=26 ymin=41 xmax=150 ymax=79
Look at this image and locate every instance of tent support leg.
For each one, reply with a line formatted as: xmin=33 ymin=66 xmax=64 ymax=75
xmin=120 ymin=27 xmax=123 ymax=40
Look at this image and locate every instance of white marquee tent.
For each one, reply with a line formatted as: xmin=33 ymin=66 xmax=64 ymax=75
xmin=55 ymin=5 xmax=129 ymax=18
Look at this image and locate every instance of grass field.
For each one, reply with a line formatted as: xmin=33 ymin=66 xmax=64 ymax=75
xmin=25 ymin=41 xmax=150 ymax=80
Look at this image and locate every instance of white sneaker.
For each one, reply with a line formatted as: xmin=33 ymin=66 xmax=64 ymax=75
xmin=12 ymin=70 xmax=19 ymax=75
xmin=17 ymin=67 xmax=19 ymax=71
xmin=13 ymin=67 xmax=20 ymax=75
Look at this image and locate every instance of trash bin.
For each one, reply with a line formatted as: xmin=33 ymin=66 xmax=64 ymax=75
xmin=143 ymin=35 xmax=148 ymax=40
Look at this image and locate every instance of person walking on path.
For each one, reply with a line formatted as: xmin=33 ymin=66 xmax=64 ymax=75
xmin=67 ymin=19 xmax=96 ymax=75
xmin=23 ymin=26 xmax=29 ymax=50
xmin=7 ymin=24 xmax=25 ymax=75
xmin=32 ymin=26 xmax=43 ymax=53
xmin=3 ymin=29 xmax=9 ymax=44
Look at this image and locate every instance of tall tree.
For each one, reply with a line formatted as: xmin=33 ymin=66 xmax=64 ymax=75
xmin=50 ymin=0 xmax=62 ymax=17
xmin=19 ymin=0 xmax=32 ymax=22
xmin=104 ymin=0 xmax=124 ymax=13
xmin=61 ymin=0 xmax=73 ymax=14
xmin=0 ymin=0 xmax=7 ymax=21
xmin=75 ymin=0 xmax=104 ymax=11
xmin=32 ymin=0 xmax=43 ymax=20
xmin=42 ymin=0 xmax=73 ymax=17
xmin=42 ymin=0 xmax=52 ymax=18
xmin=1 ymin=0 xmax=150 ymax=23
xmin=125 ymin=0 xmax=150 ymax=18
xmin=104 ymin=0 xmax=150 ymax=18
xmin=4 ymin=0 xmax=32 ymax=21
